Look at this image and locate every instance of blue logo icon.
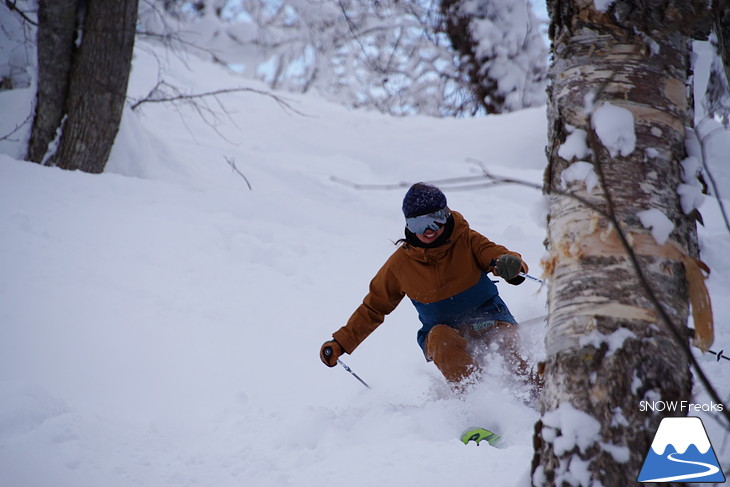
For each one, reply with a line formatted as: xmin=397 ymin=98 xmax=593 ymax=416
xmin=638 ymin=417 xmax=725 ymax=483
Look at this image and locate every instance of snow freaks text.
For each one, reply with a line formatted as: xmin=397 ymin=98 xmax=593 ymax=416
xmin=639 ymin=401 xmax=725 ymax=413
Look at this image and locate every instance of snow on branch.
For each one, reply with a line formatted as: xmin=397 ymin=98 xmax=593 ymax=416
xmin=140 ymin=0 xmax=547 ymax=117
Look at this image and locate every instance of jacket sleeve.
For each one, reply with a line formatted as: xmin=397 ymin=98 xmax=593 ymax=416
xmin=467 ymin=228 xmax=529 ymax=275
xmin=332 ymin=256 xmax=405 ymax=354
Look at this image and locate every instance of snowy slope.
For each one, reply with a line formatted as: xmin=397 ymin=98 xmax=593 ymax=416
xmin=1 ymin=41 xmax=728 ymax=487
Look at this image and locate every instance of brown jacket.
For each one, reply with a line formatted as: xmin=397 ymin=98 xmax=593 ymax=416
xmin=332 ymin=211 xmax=525 ymax=353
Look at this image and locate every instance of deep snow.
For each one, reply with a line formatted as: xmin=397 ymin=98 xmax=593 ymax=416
xmin=1 ymin=40 xmax=729 ymax=487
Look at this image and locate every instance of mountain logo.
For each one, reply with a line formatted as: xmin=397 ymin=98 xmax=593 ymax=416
xmin=638 ymin=416 xmax=725 ymax=483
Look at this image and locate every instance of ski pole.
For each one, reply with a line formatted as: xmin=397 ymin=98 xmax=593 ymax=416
xmin=323 ymin=347 xmax=371 ymax=389
xmin=336 ymin=359 xmax=371 ymax=389
xmin=707 ymin=348 xmax=730 ymax=363
xmin=519 ymin=272 xmax=543 ymax=284
xmin=490 ymin=259 xmax=543 ymax=285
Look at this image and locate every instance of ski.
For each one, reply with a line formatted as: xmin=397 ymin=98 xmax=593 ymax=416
xmin=460 ymin=427 xmax=503 ymax=447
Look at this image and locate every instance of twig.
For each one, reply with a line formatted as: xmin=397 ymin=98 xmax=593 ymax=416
xmin=330 ymin=174 xmax=505 ymax=191
xmin=4 ymin=0 xmax=38 ymax=26
xmin=0 ymin=112 xmax=33 ymax=142
xmin=224 ymin=156 xmax=252 ymax=190
xmin=131 ymin=86 xmax=309 ymax=117
xmin=336 ymin=0 xmax=384 ymax=75
xmin=694 ymin=118 xmax=730 ymax=235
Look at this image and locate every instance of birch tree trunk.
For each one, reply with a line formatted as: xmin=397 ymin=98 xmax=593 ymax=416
xmin=532 ymin=1 xmax=711 ymax=485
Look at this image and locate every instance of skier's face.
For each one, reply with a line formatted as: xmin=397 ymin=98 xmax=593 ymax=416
xmin=416 ymin=225 xmax=445 ymax=245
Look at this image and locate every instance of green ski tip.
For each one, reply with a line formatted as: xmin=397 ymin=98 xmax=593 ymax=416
xmin=460 ymin=427 xmax=502 ymax=447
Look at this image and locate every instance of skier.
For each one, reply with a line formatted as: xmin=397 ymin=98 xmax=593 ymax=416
xmin=319 ymin=182 xmax=539 ymax=391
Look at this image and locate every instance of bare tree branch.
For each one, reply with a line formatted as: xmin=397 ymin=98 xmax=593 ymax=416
xmin=0 ymin=112 xmax=33 ymax=142
xmin=130 ymin=85 xmax=309 ymax=116
xmin=4 ymin=0 xmax=38 ymax=26
xmin=331 ymin=164 xmax=730 ymax=427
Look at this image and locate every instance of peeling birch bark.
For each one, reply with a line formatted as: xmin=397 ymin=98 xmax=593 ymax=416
xmin=532 ymin=1 xmax=711 ymax=485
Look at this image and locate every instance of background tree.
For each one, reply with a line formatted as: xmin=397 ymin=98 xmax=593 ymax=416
xmin=26 ymin=0 xmax=138 ymax=173
xmin=706 ymin=0 xmax=730 ymax=124
xmin=713 ymin=0 xmax=730 ymax=83
xmin=532 ymin=1 xmax=717 ymax=486
xmin=439 ymin=0 xmax=547 ymax=114
xmin=140 ymin=0 xmax=547 ymax=116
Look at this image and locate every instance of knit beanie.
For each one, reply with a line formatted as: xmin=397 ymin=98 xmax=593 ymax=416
xmin=401 ymin=183 xmax=447 ymax=218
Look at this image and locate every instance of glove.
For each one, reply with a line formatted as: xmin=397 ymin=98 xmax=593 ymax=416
xmin=320 ymin=339 xmax=344 ymax=367
xmin=494 ymin=254 xmax=524 ymax=281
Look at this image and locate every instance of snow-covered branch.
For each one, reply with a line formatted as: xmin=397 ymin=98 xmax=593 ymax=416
xmin=139 ymin=0 xmax=547 ymax=117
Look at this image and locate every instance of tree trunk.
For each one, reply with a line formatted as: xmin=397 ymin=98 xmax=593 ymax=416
xmin=438 ymin=0 xmax=547 ymax=114
xmin=26 ymin=0 xmax=78 ymax=163
xmin=440 ymin=0 xmax=504 ymax=114
xmin=715 ymin=0 xmax=730 ymax=85
xmin=532 ymin=1 xmax=709 ymax=485
xmin=28 ymin=0 xmax=138 ymax=173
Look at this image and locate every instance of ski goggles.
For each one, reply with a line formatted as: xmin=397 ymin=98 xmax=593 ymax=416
xmin=405 ymin=208 xmax=450 ymax=234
